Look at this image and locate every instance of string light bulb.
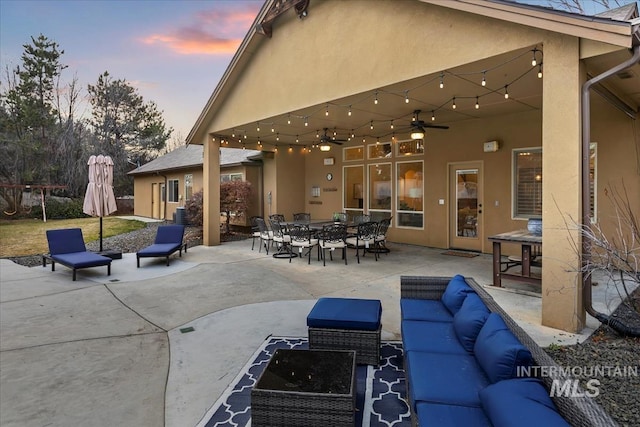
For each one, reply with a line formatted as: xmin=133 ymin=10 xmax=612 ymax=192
xmin=348 ymin=105 xmax=352 ymax=116
xmin=370 ymin=120 xmax=374 ymax=130
xmin=475 ymin=96 xmax=480 ymax=109
xmin=287 ymin=113 xmax=291 ymax=125
xmin=390 ymin=120 xmax=394 ymax=129
xmin=304 ymin=117 xmax=308 ymax=126
xmin=504 ymin=85 xmax=509 ymax=99
xmin=256 ymin=122 xmax=260 ymax=132
xmin=325 ymin=104 xmax=329 ymax=116
xmin=374 ymin=90 xmax=378 ymax=105
xmin=431 ymin=111 xmax=436 ymax=121
xmin=537 ymin=64 xmax=543 ymax=79
xmin=452 ymin=97 xmax=457 ymax=109
xmin=531 ymin=48 xmax=538 ymax=67
xmin=405 ymin=91 xmax=409 ymax=103
xmin=439 ymin=72 xmax=444 ymax=89
xmin=296 ymin=135 xmax=299 ymax=143
xmin=481 ymin=72 xmax=486 ymax=87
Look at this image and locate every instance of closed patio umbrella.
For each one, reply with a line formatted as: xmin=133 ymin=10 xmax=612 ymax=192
xmin=83 ymin=154 xmax=118 ymax=252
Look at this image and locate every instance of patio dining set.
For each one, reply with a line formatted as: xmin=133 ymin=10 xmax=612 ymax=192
xmin=250 ymin=213 xmax=391 ymax=265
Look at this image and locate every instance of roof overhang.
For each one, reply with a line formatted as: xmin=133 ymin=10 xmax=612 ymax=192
xmin=421 ymin=0 xmax=638 ymax=48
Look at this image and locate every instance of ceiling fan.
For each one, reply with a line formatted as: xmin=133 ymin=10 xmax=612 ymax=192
xmin=319 ymin=128 xmax=348 ymax=146
xmin=410 ymin=110 xmax=449 ymax=139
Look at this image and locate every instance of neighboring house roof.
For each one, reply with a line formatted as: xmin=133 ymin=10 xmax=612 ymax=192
xmin=128 ymin=145 xmax=262 ymax=175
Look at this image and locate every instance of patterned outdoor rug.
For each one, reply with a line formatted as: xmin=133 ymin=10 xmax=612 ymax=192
xmin=441 ymin=250 xmax=479 ymax=258
xmin=198 ymin=336 xmax=411 ymax=427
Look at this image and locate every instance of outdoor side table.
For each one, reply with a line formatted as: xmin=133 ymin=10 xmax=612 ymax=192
xmin=307 ymin=297 xmax=382 ymax=366
xmin=251 ymin=348 xmax=356 ymax=427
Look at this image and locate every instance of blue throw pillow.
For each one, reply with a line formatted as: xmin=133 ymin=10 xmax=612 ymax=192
xmin=480 ymin=378 xmax=570 ymax=427
xmin=441 ymin=275 xmax=475 ymax=315
xmin=474 ymin=313 xmax=533 ymax=383
xmin=453 ymin=293 xmax=490 ymax=352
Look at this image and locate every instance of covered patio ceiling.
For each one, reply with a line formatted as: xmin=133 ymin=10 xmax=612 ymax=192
xmin=213 ymin=43 xmax=638 ymax=151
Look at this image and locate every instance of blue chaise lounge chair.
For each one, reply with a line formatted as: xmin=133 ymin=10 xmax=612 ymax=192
xmin=44 ymin=228 xmax=112 ymax=281
xmin=136 ymin=224 xmax=187 ymax=267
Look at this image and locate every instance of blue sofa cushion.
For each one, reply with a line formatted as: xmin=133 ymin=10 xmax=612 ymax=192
xmin=453 ymin=293 xmax=491 ymax=352
xmin=137 ymin=243 xmax=183 ymax=257
xmin=474 ymin=314 xmax=533 ymax=383
xmin=400 ymin=298 xmax=453 ymax=322
xmin=480 ymin=378 xmax=570 ymax=427
xmin=51 ymin=252 xmax=111 ymax=268
xmin=402 ymin=320 xmax=468 ymax=355
xmin=416 ymin=402 xmax=492 ymax=427
xmin=441 ymin=275 xmax=475 ymax=315
xmin=307 ymin=297 xmax=382 ymax=331
xmin=406 ymin=350 xmax=489 ymax=408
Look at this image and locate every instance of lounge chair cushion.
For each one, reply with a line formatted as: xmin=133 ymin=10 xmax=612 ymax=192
xmin=47 ymin=228 xmax=88 ymax=254
xmin=480 ymin=378 xmax=570 ymax=427
xmin=51 ymin=252 xmax=111 ymax=268
xmin=474 ymin=314 xmax=533 ymax=383
xmin=453 ymin=293 xmax=491 ymax=352
xmin=307 ymin=297 xmax=382 ymax=331
xmin=441 ymin=274 xmax=475 ymax=315
xmin=416 ymin=402 xmax=492 ymax=427
xmin=402 ymin=320 xmax=468 ymax=355
xmin=400 ymin=298 xmax=454 ymax=322
xmin=137 ymin=243 xmax=182 ymax=257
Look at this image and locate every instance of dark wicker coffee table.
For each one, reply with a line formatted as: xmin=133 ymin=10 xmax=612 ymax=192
xmin=251 ymin=348 xmax=356 ymax=427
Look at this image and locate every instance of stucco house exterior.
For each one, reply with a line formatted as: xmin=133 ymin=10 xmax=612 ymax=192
xmin=128 ymin=145 xmax=263 ymax=224
xmin=186 ymin=0 xmax=640 ymax=333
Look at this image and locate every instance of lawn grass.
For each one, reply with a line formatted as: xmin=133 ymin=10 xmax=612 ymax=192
xmin=0 ymin=217 xmax=147 ymax=257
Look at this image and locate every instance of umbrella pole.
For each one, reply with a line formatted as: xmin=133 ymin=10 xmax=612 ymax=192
xmin=100 ymin=216 xmax=103 ymax=252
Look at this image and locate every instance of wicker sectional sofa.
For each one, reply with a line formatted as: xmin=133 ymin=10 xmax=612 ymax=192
xmin=400 ymin=275 xmax=616 ymax=427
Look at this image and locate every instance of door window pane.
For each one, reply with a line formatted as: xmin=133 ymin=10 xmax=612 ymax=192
xmin=396 ymin=161 xmax=423 ymax=228
xmin=344 ymin=165 xmax=364 ymax=211
xmin=456 ymin=169 xmax=478 ymax=237
xmin=513 ymin=148 xmax=542 ymax=218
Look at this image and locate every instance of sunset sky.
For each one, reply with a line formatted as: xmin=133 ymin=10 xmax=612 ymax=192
xmin=0 ymin=0 xmax=263 ymax=142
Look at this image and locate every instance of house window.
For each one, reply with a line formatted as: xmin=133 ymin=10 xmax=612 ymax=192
xmin=220 ymin=173 xmax=243 ymax=183
xmin=513 ymin=148 xmax=542 ymax=218
xmin=343 ymin=146 xmax=364 ymax=162
xmin=184 ymin=174 xmax=193 ymax=201
xmin=368 ymin=142 xmax=392 ymax=159
xmin=396 ymin=138 xmax=424 ymax=156
xmin=344 ymin=165 xmax=364 ymax=218
xmin=167 ymin=179 xmax=179 ymax=203
xmin=397 ymin=161 xmax=424 ymax=228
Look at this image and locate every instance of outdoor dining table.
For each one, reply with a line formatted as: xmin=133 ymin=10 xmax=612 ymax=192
xmin=488 ymin=229 xmax=542 ymax=287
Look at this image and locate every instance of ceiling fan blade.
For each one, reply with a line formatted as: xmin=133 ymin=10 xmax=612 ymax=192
xmin=424 ymin=124 xmax=449 ymax=129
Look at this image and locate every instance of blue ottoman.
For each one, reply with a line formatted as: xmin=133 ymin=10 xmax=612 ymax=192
xmin=307 ymin=297 xmax=382 ymax=365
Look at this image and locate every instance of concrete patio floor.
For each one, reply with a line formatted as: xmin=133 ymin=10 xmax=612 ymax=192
xmin=0 ymin=239 xmax=623 ymax=427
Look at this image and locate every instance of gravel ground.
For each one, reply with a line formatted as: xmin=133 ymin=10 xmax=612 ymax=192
xmin=5 ymin=225 xmax=640 ymax=425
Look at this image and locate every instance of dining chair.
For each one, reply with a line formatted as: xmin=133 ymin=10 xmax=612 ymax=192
xmin=353 ymin=214 xmax=371 ymax=224
xmin=292 ymin=212 xmax=311 ymax=223
xmin=255 ymin=217 xmax=274 ymax=255
xmin=269 ymin=218 xmax=294 ymax=258
xmin=374 ymin=217 xmax=392 ymax=254
xmin=249 ymin=216 xmax=262 ymax=251
xmin=345 ymin=221 xmax=379 ymax=263
xmin=319 ymin=223 xmax=348 ymax=266
xmin=288 ymin=224 xmax=320 ymax=264
xmin=269 ymin=213 xmax=286 ymax=223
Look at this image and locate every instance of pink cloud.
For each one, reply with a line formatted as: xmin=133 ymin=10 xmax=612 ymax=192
xmin=142 ymin=4 xmax=261 ymax=55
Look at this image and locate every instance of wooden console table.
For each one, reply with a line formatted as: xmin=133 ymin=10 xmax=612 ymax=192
xmin=488 ymin=230 xmax=542 ymax=287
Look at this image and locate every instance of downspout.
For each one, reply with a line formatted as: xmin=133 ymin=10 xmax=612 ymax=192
xmin=581 ymin=44 xmax=640 ymax=336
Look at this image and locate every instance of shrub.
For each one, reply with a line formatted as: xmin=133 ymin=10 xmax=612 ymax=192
xmin=185 ymin=189 xmax=203 ymax=226
xmin=31 ymin=198 xmax=88 ymax=219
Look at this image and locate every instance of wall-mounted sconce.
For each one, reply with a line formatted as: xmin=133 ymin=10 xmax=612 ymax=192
xmin=311 ymin=186 xmax=321 ymax=197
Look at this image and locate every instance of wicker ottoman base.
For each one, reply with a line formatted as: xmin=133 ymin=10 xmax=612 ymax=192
xmin=309 ymin=326 xmax=381 ymax=366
